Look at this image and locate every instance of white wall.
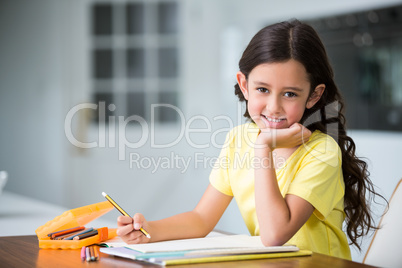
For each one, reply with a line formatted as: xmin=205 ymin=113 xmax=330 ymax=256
xmin=0 ymin=0 xmax=70 ymax=205
xmin=1 ymin=0 xmax=401 ymax=263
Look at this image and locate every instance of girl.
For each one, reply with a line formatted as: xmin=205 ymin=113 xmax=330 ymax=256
xmin=117 ymin=19 xmax=382 ymax=259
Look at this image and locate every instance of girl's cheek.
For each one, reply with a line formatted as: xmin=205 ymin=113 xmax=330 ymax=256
xmin=290 ymin=106 xmax=306 ymax=123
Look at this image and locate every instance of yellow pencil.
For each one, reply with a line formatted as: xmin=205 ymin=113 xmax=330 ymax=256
xmin=102 ymin=192 xmax=151 ymax=239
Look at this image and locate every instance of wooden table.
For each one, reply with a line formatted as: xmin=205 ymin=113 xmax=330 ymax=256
xmin=0 ymin=235 xmax=376 ymax=268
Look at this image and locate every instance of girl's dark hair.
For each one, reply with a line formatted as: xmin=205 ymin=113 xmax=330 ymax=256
xmin=235 ymin=19 xmax=386 ymax=250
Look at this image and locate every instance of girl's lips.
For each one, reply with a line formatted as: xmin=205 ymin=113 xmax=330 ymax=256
xmin=261 ymin=114 xmax=286 ymax=128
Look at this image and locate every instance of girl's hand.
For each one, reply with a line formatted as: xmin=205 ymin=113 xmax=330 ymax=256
xmin=117 ymin=213 xmax=151 ymax=244
xmin=256 ymin=123 xmax=311 ymax=150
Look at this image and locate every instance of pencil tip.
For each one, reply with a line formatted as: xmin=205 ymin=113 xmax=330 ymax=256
xmin=146 ymin=234 xmax=151 ymax=239
xmin=102 ymin=192 xmax=107 ymax=197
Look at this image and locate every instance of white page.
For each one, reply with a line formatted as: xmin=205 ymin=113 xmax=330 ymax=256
xmin=98 ymin=230 xmax=228 ymax=248
xmin=98 ymin=236 xmax=126 ymax=248
xmin=125 ymin=234 xmax=266 ymax=253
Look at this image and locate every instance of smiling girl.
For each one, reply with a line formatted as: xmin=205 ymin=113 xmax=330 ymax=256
xmin=116 ymin=19 xmax=383 ymax=259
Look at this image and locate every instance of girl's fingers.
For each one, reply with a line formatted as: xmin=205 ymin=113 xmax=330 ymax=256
xmin=125 ymin=231 xmax=146 ymax=244
xmin=133 ymin=213 xmax=144 ymax=230
xmin=117 ymin=215 xmax=133 ymax=226
xmin=116 ymin=213 xmax=150 ymax=244
xmin=116 ymin=222 xmax=134 ymax=236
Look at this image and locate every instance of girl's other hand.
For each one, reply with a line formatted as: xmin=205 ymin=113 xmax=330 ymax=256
xmin=256 ymin=123 xmax=311 ymax=150
xmin=116 ymin=213 xmax=151 ymax=244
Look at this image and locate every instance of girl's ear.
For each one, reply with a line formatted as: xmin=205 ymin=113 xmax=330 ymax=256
xmin=236 ymin=71 xmax=249 ymax=100
xmin=306 ymin=84 xmax=325 ymax=109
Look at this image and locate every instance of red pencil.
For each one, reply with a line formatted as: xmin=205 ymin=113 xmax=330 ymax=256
xmin=53 ymin=228 xmax=92 ymax=240
xmin=48 ymin=226 xmax=85 ymax=239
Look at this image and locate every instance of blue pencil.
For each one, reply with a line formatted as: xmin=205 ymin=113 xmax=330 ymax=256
xmin=63 ymin=227 xmax=94 ymax=240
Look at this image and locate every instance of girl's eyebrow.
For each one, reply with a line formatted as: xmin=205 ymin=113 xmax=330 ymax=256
xmin=253 ymin=81 xmax=304 ymax=92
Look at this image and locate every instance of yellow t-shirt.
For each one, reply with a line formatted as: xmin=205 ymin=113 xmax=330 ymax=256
xmin=209 ymin=123 xmax=351 ymax=260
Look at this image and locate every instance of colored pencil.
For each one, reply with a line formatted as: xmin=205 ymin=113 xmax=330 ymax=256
xmin=63 ymin=227 xmax=94 ymax=240
xmin=102 ymin=192 xmax=151 ymax=239
xmin=53 ymin=228 xmax=93 ymax=240
xmin=53 ymin=229 xmax=87 ymax=240
xmin=73 ymin=229 xmax=98 ymax=240
xmin=92 ymin=246 xmax=100 ymax=261
xmin=86 ymin=247 xmax=91 ymax=262
xmin=81 ymin=246 xmax=86 ymax=261
xmin=48 ymin=226 xmax=85 ymax=238
xmin=47 ymin=226 xmax=82 ymax=237
xmin=89 ymin=246 xmax=95 ymax=261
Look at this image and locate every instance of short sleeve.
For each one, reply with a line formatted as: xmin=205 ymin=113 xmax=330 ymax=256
xmin=287 ymin=138 xmax=344 ymax=220
xmin=209 ymin=131 xmax=234 ymax=197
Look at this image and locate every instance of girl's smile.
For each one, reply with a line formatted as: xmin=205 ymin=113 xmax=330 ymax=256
xmin=237 ymin=59 xmax=324 ymax=130
xmin=261 ymin=114 xmax=287 ymax=129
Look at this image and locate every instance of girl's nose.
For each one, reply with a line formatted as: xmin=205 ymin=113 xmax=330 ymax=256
xmin=267 ymin=96 xmax=282 ymax=114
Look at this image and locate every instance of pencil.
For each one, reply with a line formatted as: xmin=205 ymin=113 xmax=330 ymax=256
xmin=86 ymin=247 xmax=91 ymax=262
xmin=92 ymin=246 xmax=100 ymax=261
xmin=102 ymin=192 xmax=151 ymax=239
xmin=48 ymin=226 xmax=85 ymax=239
xmin=62 ymin=227 xmax=94 ymax=240
xmin=89 ymin=246 xmax=95 ymax=261
xmin=80 ymin=246 xmax=86 ymax=261
xmin=53 ymin=229 xmax=89 ymax=240
xmin=73 ymin=229 xmax=98 ymax=240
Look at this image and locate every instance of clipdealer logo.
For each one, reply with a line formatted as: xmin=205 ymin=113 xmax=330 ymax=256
xmin=64 ymin=100 xmax=341 ymax=171
xmin=64 ymin=102 xmax=246 ymax=161
xmin=128 ymin=151 xmax=286 ymax=174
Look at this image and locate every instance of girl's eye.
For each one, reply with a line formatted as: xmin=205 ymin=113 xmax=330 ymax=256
xmin=284 ymin=92 xmax=297 ymax=98
xmin=257 ymin=87 xmax=268 ymax=93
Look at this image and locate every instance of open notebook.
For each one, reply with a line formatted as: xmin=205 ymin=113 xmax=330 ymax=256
xmin=100 ymin=234 xmax=312 ymax=266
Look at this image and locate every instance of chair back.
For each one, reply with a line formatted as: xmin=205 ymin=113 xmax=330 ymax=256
xmin=363 ymin=179 xmax=402 ymax=268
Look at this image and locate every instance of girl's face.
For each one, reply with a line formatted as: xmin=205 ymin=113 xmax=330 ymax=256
xmin=237 ymin=59 xmax=325 ymax=130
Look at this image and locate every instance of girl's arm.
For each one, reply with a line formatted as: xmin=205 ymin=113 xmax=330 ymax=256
xmin=254 ymin=123 xmax=314 ymax=246
xmin=117 ymin=184 xmax=232 ymax=244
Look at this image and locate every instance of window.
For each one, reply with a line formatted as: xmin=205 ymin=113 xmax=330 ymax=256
xmin=91 ymin=1 xmax=180 ymax=124
xmin=306 ymin=5 xmax=402 ymax=131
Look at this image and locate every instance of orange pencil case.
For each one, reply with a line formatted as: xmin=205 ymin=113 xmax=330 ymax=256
xmin=35 ymin=201 xmax=117 ymax=249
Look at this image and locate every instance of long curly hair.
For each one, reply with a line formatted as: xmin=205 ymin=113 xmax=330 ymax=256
xmin=234 ymin=19 xmax=386 ymax=250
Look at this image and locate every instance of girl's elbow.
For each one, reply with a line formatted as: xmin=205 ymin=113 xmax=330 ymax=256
xmin=260 ymin=233 xmax=287 ymax=247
